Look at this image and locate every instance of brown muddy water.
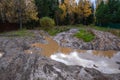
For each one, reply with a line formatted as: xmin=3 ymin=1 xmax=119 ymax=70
xmin=30 ymin=36 xmax=120 ymax=74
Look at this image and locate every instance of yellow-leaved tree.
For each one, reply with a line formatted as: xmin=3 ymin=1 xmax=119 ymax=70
xmin=0 ymin=0 xmax=38 ymax=23
xmin=59 ymin=0 xmax=77 ymax=24
xmin=75 ymin=0 xmax=92 ymax=24
xmin=59 ymin=3 xmax=67 ymax=21
xmin=83 ymin=0 xmax=92 ymax=19
xmin=75 ymin=0 xmax=84 ymax=19
xmin=24 ymin=0 xmax=38 ymax=21
xmin=59 ymin=0 xmax=92 ymax=24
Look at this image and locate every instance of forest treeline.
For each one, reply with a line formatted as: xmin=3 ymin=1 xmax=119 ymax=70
xmin=0 ymin=0 xmax=120 ymax=28
xmin=96 ymin=0 xmax=120 ymax=26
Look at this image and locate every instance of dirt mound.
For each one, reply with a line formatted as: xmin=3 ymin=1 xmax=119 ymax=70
xmin=54 ymin=29 xmax=120 ymax=50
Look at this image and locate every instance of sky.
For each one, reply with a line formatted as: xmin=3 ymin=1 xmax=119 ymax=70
xmin=76 ymin=0 xmax=96 ymax=3
xmin=76 ymin=0 xmax=96 ymax=5
xmin=91 ymin=0 xmax=95 ymax=3
xmin=76 ymin=0 xmax=96 ymax=8
xmin=91 ymin=0 xmax=96 ymax=8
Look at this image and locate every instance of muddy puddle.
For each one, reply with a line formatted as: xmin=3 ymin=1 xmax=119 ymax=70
xmin=31 ymin=36 xmax=75 ymax=56
xmin=31 ymin=36 xmax=120 ymax=74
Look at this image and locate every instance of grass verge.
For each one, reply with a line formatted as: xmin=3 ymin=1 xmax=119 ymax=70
xmin=72 ymin=24 xmax=120 ymax=37
xmin=47 ymin=26 xmax=70 ymax=36
xmin=1 ymin=29 xmax=34 ymax=37
xmin=38 ymin=24 xmax=120 ymax=37
xmin=91 ymin=26 xmax=120 ymax=37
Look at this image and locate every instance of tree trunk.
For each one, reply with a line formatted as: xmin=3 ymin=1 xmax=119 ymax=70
xmin=0 ymin=9 xmax=5 ymax=23
xmin=84 ymin=17 xmax=87 ymax=25
xmin=18 ymin=0 xmax=22 ymax=29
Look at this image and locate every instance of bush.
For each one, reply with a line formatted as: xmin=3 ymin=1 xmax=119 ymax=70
xmin=40 ymin=17 xmax=55 ymax=30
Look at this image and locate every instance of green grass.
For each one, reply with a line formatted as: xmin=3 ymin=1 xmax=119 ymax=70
xmin=48 ymin=29 xmax=61 ymax=36
xmin=38 ymin=24 xmax=120 ymax=37
xmin=107 ymin=29 xmax=120 ymax=37
xmin=90 ymin=25 xmax=120 ymax=37
xmin=1 ymin=29 xmax=34 ymax=37
xmin=74 ymin=29 xmax=95 ymax=42
xmin=46 ymin=25 xmax=86 ymax=36
xmin=47 ymin=26 xmax=70 ymax=36
xmin=70 ymin=24 xmax=120 ymax=37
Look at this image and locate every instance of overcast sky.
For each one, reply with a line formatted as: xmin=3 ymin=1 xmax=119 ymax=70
xmin=76 ymin=0 xmax=96 ymax=8
xmin=91 ymin=0 xmax=95 ymax=3
xmin=76 ymin=0 xmax=96 ymax=4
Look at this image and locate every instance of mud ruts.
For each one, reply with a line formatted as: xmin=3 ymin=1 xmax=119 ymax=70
xmin=0 ymin=30 xmax=120 ymax=80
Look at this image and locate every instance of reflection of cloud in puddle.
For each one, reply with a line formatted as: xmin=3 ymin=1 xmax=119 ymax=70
xmin=0 ymin=52 xmax=3 ymax=58
xmin=24 ymin=50 xmax=33 ymax=54
xmin=31 ymin=36 xmax=120 ymax=74
xmin=0 ymin=54 xmax=2 ymax=57
xmin=51 ymin=51 xmax=120 ymax=74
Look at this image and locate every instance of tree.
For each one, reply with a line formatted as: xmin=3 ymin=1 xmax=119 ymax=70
xmin=87 ymin=3 xmax=95 ymax=24
xmin=95 ymin=0 xmax=120 ymax=26
xmin=0 ymin=0 xmax=38 ymax=29
xmin=96 ymin=0 xmax=103 ymax=7
xmin=35 ymin=0 xmax=59 ymax=18
xmin=54 ymin=7 xmax=62 ymax=26
xmin=24 ymin=0 xmax=38 ymax=21
xmin=83 ymin=0 xmax=92 ymax=25
xmin=59 ymin=3 xmax=67 ymax=23
xmin=75 ymin=0 xmax=92 ymax=25
xmin=96 ymin=0 xmax=111 ymax=25
xmin=0 ymin=0 xmax=17 ymax=23
xmin=116 ymin=5 xmax=120 ymax=23
xmin=0 ymin=0 xmax=6 ymax=23
xmin=35 ymin=0 xmax=50 ymax=18
xmin=35 ymin=0 xmax=60 ymax=25
xmin=59 ymin=0 xmax=77 ymax=24
xmin=107 ymin=0 xmax=120 ymax=23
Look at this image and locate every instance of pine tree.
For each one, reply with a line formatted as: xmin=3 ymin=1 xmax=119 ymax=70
xmin=95 ymin=1 xmax=107 ymax=25
xmin=96 ymin=0 xmax=120 ymax=25
xmin=35 ymin=0 xmax=59 ymax=19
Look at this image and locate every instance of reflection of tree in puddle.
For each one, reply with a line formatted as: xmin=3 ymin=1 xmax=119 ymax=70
xmin=93 ymin=50 xmax=116 ymax=58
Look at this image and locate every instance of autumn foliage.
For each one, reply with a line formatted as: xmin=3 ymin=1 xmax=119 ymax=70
xmin=59 ymin=0 xmax=92 ymax=25
xmin=0 ymin=0 xmax=38 ymax=23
